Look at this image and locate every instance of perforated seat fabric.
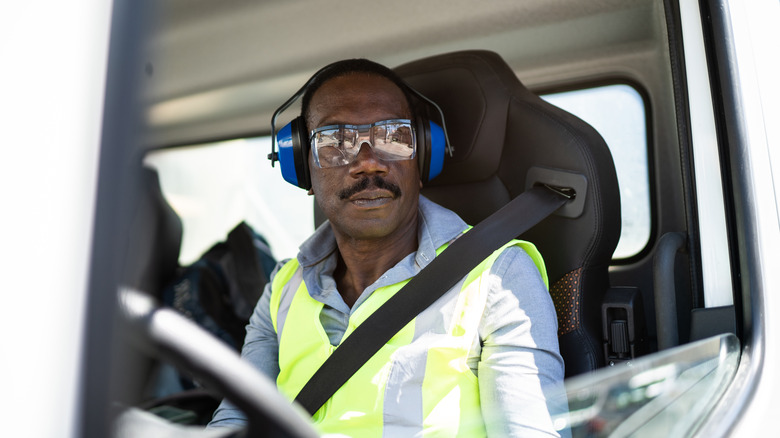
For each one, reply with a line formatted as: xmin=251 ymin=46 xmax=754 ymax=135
xmin=395 ymin=50 xmax=621 ymax=377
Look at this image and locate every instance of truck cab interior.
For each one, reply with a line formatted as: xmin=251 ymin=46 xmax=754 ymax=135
xmin=71 ymin=0 xmax=778 ymax=436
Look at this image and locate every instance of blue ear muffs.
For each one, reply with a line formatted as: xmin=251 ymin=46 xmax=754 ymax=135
xmin=276 ymin=117 xmax=311 ymax=189
xmin=270 ymin=62 xmax=452 ymax=190
xmin=277 ymin=116 xmax=445 ymax=190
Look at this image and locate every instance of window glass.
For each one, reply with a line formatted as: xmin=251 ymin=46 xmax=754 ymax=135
xmin=147 ymin=84 xmax=650 ymax=263
xmin=542 ymin=84 xmax=650 ymax=259
xmin=145 ymin=137 xmax=313 ymax=264
xmin=554 ymin=334 xmax=739 ymax=436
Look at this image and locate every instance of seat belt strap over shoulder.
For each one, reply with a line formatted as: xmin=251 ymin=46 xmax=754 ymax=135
xmin=294 ymin=184 xmax=571 ymax=415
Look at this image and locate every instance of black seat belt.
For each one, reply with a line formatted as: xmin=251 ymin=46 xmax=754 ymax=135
xmin=294 ymin=185 xmax=571 ymax=415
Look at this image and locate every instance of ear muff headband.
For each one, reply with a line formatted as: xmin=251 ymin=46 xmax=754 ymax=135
xmin=269 ymin=64 xmax=453 ymax=189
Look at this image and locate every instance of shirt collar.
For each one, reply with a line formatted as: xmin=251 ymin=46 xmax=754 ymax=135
xmin=297 ymin=195 xmax=468 ymax=269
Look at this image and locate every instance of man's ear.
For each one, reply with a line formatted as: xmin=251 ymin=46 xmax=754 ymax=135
xmin=419 ymin=179 xmax=423 ymax=189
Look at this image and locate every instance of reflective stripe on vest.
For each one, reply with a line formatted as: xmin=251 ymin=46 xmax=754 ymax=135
xmin=270 ymin=240 xmax=546 ymax=437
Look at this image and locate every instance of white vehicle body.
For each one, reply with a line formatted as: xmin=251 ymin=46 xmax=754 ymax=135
xmin=2 ymin=0 xmax=778 ymax=436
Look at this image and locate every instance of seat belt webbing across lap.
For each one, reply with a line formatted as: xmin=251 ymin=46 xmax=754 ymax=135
xmin=294 ymin=184 xmax=570 ymax=415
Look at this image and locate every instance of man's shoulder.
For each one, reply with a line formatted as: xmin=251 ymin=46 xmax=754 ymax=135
xmin=418 ymin=195 xmax=469 ymax=246
xmin=267 ymin=258 xmax=300 ymax=288
xmin=296 ymin=220 xmax=338 ymax=268
xmin=418 ymin=195 xmax=463 ymax=221
xmin=492 ymin=240 xmax=548 ymax=288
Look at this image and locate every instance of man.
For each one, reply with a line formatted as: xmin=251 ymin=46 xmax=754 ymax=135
xmin=209 ymin=59 xmax=566 ymax=436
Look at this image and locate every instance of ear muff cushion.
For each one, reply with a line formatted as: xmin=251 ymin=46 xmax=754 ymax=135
xmin=291 ymin=117 xmax=311 ymax=189
xmin=415 ymin=116 xmax=431 ymax=183
xmin=277 ymin=117 xmax=311 ymax=189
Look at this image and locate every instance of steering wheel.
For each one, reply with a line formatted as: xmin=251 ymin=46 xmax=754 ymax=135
xmin=116 ymin=287 xmax=319 ymax=438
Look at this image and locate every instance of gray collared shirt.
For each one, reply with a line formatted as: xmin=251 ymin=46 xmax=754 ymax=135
xmin=209 ymin=196 xmax=567 ymax=436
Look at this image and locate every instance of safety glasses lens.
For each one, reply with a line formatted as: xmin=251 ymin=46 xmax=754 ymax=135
xmin=311 ymin=120 xmax=415 ymax=168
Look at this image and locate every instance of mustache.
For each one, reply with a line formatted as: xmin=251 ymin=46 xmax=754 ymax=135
xmin=338 ymin=176 xmax=402 ymax=200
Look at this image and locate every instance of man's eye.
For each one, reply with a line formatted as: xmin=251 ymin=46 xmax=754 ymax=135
xmin=318 ymin=146 xmax=342 ymax=160
xmin=388 ymin=128 xmax=412 ymax=144
xmin=319 ymin=133 xmax=344 ymax=147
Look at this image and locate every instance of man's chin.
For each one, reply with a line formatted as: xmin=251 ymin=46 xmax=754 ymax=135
xmin=331 ymin=215 xmax=401 ymax=241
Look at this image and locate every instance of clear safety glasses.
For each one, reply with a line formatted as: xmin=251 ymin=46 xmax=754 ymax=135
xmin=310 ymin=119 xmax=416 ymax=168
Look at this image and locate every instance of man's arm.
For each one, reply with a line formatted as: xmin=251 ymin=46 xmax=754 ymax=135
xmin=478 ymin=245 xmax=568 ymax=437
xmin=207 ymin=263 xmax=284 ymax=429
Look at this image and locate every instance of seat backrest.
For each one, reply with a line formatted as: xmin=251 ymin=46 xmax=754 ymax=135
xmin=122 ymin=166 xmax=183 ymax=295
xmin=395 ymin=50 xmax=621 ymax=377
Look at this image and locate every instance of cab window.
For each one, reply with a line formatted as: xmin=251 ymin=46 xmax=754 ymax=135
xmin=146 ymin=83 xmax=651 ymax=263
xmin=144 ymin=138 xmax=314 ymax=263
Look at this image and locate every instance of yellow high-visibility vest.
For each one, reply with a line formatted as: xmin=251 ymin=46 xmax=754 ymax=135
xmin=269 ymin=239 xmax=547 ymax=437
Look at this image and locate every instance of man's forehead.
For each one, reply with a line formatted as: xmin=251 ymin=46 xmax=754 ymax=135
xmin=315 ymin=74 xmax=407 ymax=102
xmin=308 ymin=74 xmax=412 ymax=125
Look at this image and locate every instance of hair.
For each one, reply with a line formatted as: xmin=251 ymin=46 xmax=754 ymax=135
xmin=300 ymin=58 xmax=418 ymax=130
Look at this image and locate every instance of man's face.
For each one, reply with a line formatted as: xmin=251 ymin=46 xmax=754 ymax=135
xmin=307 ymin=73 xmax=421 ymax=241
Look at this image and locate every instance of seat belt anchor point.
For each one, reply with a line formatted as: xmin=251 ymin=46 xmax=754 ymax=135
xmin=542 ymin=183 xmax=576 ymax=200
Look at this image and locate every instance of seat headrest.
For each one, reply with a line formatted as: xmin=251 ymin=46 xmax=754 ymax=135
xmin=397 ymin=50 xmax=536 ymax=184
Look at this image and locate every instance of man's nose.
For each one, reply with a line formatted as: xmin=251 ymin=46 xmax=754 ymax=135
xmin=349 ymin=142 xmax=388 ymax=176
